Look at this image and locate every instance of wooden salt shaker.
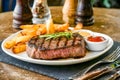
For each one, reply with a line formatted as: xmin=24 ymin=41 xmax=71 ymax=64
xmin=62 ymin=0 xmax=78 ymax=25
xmin=13 ymin=0 xmax=32 ymax=29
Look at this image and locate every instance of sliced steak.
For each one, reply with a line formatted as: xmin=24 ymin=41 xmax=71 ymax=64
xmin=26 ymin=32 xmax=86 ymax=60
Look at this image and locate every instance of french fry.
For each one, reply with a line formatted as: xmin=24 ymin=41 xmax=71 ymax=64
xmin=74 ymin=23 xmax=83 ymax=30
xmin=4 ymin=40 xmax=16 ymax=49
xmin=15 ymin=35 xmax=32 ymax=43
xmin=20 ymin=24 xmax=41 ymax=30
xmin=55 ymin=23 xmax=69 ymax=32
xmin=36 ymin=24 xmax=47 ymax=35
xmin=31 ymin=24 xmax=42 ymax=30
xmin=46 ymin=19 xmax=55 ymax=34
xmin=21 ymin=29 xmax=37 ymax=36
xmin=20 ymin=25 xmax=34 ymax=29
xmin=17 ymin=32 xmax=26 ymax=37
xmin=12 ymin=42 xmax=26 ymax=54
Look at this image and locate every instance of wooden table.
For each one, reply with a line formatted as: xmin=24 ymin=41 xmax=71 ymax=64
xmin=0 ymin=7 xmax=120 ymax=80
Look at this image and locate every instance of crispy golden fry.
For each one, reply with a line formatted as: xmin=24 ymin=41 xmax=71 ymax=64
xmin=17 ymin=32 xmax=25 ymax=37
xmin=30 ymin=24 xmax=42 ymax=31
xmin=20 ymin=25 xmax=34 ymax=29
xmin=20 ymin=24 xmax=45 ymax=36
xmin=74 ymin=23 xmax=83 ymax=30
xmin=4 ymin=35 xmax=31 ymax=49
xmin=21 ymin=29 xmax=37 ymax=36
xmin=36 ymin=24 xmax=47 ymax=35
xmin=46 ymin=19 xmax=55 ymax=34
xmin=15 ymin=35 xmax=32 ymax=43
xmin=12 ymin=42 xmax=26 ymax=54
xmin=4 ymin=40 xmax=16 ymax=49
xmin=55 ymin=23 xmax=69 ymax=32
xmin=20 ymin=24 xmax=43 ymax=30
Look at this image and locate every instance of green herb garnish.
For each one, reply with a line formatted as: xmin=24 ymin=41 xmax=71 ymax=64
xmin=39 ymin=32 xmax=72 ymax=40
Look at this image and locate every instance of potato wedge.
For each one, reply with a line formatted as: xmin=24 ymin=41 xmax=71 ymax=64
xmin=12 ymin=42 xmax=26 ymax=54
xmin=46 ymin=19 xmax=55 ymax=34
xmin=15 ymin=35 xmax=32 ymax=43
xmin=20 ymin=24 xmax=41 ymax=30
xmin=74 ymin=23 xmax=83 ymax=30
xmin=20 ymin=25 xmax=34 ymax=29
xmin=36 ymin=24 xmax=47 ymax=35
xmin=4 ymin=40 xmax=16 ymax=49
xmin=55 ymin=23 xmax=69 ymax=32
xmin=21 ymin=29 xmax=37 ymax=36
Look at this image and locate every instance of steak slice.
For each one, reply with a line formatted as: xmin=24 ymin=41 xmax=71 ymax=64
xmin=26 ymin=32 xmax=86 ymax=60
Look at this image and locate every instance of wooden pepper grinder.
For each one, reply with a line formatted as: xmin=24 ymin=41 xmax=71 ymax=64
xmin=13 ymin=0 xmax=32 ymax=29
xmin=62 ymin=0 xmax=78 ymax=25
xmin=75 ymin=0 xmax=94 ymax=26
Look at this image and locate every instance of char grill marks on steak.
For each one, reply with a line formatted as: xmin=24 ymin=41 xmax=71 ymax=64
xmin=66 ymin=38 xmax=73 ymax=47
xmin=41 ymin=39 xmax=51 ymax=50
xmin=57 ymin=37 xmax=67 ymax=48
xmin=49 ymin=38 xmax=59 ymax=49
xmin=35 ymin=38 xmax=45 ymax=48
xmin=26 ymin=32 xmax=86 ymax=60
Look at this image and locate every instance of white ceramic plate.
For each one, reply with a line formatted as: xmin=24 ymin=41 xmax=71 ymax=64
xmin=1 ymin=31 xmax=113 ymax=65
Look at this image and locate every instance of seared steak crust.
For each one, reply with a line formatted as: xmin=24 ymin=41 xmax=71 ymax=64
xmin=26 ymin=33 xmax=86 ymax=60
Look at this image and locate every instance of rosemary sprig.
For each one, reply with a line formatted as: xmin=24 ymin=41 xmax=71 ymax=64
xmin=39 ymin=32 xmax=72 ymax=40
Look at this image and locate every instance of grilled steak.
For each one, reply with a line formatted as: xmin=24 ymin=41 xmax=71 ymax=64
xmin=26 ymin=32 xmax=86 ymax=60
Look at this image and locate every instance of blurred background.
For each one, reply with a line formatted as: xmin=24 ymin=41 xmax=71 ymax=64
xmin=0 ymin=0 xmax=120 ymax=12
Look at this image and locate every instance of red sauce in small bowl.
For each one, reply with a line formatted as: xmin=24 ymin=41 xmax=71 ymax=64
xmin=87 ymin=36 xmax=105 ymax=42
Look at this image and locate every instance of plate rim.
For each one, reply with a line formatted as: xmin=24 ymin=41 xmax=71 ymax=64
xmin=1 ymin=31 xmax=114 ymax=65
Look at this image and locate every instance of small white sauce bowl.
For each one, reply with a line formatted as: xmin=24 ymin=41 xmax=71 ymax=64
xmin=85 ymin=33 xmax=109 ymax=51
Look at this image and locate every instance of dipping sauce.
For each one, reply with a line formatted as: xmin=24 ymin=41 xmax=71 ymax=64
xmin=79 ymin=31 xmax=91 ymax=37
xmin=87 ymin=36 xmax=105 ymax=42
